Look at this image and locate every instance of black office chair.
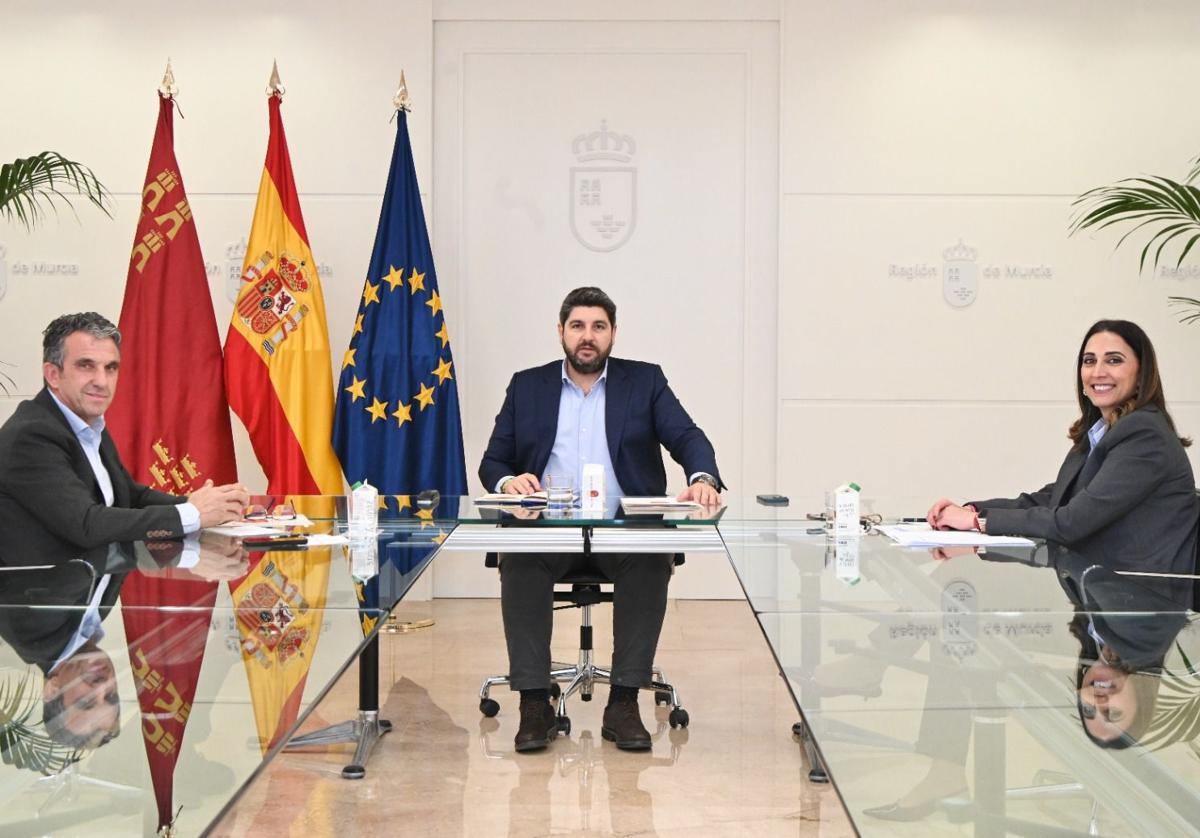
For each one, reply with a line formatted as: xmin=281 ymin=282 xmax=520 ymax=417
xmin=477 ymin=553 xmax=690 ymax=734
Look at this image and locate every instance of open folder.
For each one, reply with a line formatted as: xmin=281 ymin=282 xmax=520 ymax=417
xmin=474 ymin=491 xmax=550 ymax=506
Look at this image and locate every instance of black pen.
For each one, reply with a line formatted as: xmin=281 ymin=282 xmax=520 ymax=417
xmin=899 ymin=517 xmax=927 ymax=523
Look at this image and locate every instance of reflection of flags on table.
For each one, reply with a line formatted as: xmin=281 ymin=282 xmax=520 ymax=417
xmin=225 ymin=93 xmax=342 ymax=494
xmin=332 ymin=110 xmax=466 ymax=496
xmin=106 ymin=92 xmax=233 ymax=834
xmin=230 ymin=546 xmax=331 ymax=754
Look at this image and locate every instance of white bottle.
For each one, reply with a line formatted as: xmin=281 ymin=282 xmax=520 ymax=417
xmin=834 ymin=482 xmax=861 ymax=536
xmin=581 ymin=463 xmax=606 ymax=512
xmin=349 ymin=538 xmax=379 ymax=583
xmin=350 ymin=480 xmax=379 ymax=537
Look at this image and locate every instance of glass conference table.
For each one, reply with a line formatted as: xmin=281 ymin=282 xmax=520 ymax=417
xmin=2 ymin=494 xmax=1198 ymax=835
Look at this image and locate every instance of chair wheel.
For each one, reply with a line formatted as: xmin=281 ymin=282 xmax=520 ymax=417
xmin=549 ymin=683 xmax=561 ymax=700
xmin=557 ymin=716 xmax=571 ymax=735
xmin=581 ymin=692 xmax=592 ymax=702
xmin=669 ymin=708 xmax=689 ymax=728
xmin=479 ymin=698 xmax=500 ymax=717
xmin=654 ymin=690 xmax=671 ymax=706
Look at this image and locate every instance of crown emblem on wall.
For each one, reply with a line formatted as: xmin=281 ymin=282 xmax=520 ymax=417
xmin=943 ymin=239 xmax=977 ymax=262
xmin=572 ymin=119 xmax=636 ymax=163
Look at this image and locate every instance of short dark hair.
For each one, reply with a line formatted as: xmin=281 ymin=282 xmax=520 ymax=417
xmin=558 ymin=287 xmax=616 ymax=327
xmin=1068 ymin=319 xmax=1190 ymax=448
xmin=42 ymin=693 xmax=120 ymax=750
xmin=43 ymin=312 xmax=120 ymax=367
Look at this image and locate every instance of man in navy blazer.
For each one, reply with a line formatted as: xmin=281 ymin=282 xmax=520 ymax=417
xmin=479 ymin=287 xmax=723 ymax=753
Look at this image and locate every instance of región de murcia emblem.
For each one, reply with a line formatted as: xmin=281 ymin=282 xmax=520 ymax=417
xmin=235 ymin=249 xmax=312 ymax=355
xmin=570 ymin=119 xmax=637 ymax=252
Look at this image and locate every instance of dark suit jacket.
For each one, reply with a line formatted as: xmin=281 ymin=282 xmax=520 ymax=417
xmin=971 ymin=406 xmax=1198 ymax=574
xmin=479 ymin=358 xmax=723 ymax=495
xmin=0 ymin=551 xmax=123 ymax=674
xmin=0 ymin=388 xmax=185 ymax=565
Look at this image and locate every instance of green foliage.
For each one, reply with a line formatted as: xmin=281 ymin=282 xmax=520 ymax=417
xmin=0 ymin=151 xmax=111 ymax=231
xmin=0 ymin=669 xmax=79 ymax=774
xmin=1071 ymin=155 xmax=1200 ymax=323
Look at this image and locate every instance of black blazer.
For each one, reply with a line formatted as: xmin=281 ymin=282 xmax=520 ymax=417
xmin=972 ymin=406 xmax=1198 ymax=574
xmin=479 ymin=358 xmax=723 ymax=495
xmin=0 ymin=388 xmax=185 ymax=565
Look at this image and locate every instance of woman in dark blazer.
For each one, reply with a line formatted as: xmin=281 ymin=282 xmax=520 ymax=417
xmin=927 ymin=319 xmax=1198 ymax=572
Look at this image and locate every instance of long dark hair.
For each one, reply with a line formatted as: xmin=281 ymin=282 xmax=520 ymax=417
xmin=1068 ymin=319 xmax=1190 ymax=449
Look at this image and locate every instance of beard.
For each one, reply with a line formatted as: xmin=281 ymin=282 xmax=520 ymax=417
xmin=563 ymin=339 xmax=611 ymax=375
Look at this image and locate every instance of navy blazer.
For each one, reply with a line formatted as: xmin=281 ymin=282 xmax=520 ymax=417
xmin=972 ymin=405 xmax=1198 ymax=574
xmin=479 ymin=358 xmax=723 ymax=496
xmin=0 ymin=388 xmax=185 ymax=564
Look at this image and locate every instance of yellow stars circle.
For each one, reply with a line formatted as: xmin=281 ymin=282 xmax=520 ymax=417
xmin=344 ymin=375 xmax=367 ymax=402
xmin=425 ymin=289 xmax=443 ymax=317
xmin=434 ymin=321 xmax=450 ymax=349
xmin=342 ymin=347 xmax=357 ymax=369
xmin=407 ymin=268 xmax=426 ymax=295
xmin=391 ymin=401 xmax=413 ymax=428
xmin=363 ymin=281 xmax=381 ymax=307
xmin=383 ymin=265 xmax=406 ymax=291
xmin=432 ymin=357 xmax=454 ymax=384
xmin=353 ymin=313 xmax=365 ymax=336
xmin=414 ymin=382 xmax=435 ymax=411
xmin=365 ymin=397 xmax=388 ymax=423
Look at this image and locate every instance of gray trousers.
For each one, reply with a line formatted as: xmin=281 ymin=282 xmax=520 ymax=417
xmin=499 ymin=552 xmax=674 ymax=691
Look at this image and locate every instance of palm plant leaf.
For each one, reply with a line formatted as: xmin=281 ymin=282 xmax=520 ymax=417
xmin=0 ymin=669 xmax=79 ymax=774
xmin=1070 ymin=176 xmax=1200 ymax=273
xmin=0 ymin=152 xmax=111 ymax=231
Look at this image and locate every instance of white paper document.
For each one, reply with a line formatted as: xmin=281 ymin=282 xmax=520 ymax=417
xmin=876 ymin=524 xmax=1035 ymax=548
xmin=474 ymin=491 xmax=549 ymax=506
xmin=619 ymin=496 xmax=703 ymax=512
xmin=204 ymin=523 xmax=289 ymax=537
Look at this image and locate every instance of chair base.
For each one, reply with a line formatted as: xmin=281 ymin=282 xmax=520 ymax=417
xmin=480 ymin=654 xmax=689 ymax=730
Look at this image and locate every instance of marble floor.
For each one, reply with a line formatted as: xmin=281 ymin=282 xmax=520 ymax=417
xmin=209 ymin=598 xmax=855 ymax=837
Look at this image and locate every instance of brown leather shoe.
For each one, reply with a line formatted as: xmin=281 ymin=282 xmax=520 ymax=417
xmin=514 ymin=698 xmax=558 ymax=752
xmin=601 ymin=699 xmax=651 ymax=750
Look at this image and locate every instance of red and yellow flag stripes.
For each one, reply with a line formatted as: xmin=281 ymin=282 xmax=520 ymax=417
xmin=224 ymin=94 xmax=342 ymax=494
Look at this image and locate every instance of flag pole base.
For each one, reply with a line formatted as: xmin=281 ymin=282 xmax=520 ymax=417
xmin=381 ymin=615 xmax=435 ymax=634
xmin=285 ymin=710 xmax=393 ymax=780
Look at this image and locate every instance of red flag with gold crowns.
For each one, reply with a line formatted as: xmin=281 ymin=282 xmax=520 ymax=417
xmin=107 ymin=91 xmax=236 ymax=833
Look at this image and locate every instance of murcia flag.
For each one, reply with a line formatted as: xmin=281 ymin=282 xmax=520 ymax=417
xmin=106 ymin=91 xmax=233 ymax=833
xmin=224 ymin=92 xmax=341 ymax=494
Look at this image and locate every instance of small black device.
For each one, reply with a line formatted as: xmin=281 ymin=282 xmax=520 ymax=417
xmin=756 ymin=494 xmax=790 ymax=506
xmin=242 ymin=535 xmax=308 ymax=549
xmin=416 ymin=489 xmax=441 ymax=509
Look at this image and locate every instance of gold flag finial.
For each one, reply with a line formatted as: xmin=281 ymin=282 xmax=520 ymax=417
xmin=266 ymin=60 xmax=285 ymax=97
xmin=159 ymin=58 xmax=178 ymax=97
xmin=393 ymin=70 xmax=411 ymax=112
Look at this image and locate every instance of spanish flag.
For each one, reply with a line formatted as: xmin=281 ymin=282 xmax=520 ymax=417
xmin=224 ymin=91 xmax=342 ymax=494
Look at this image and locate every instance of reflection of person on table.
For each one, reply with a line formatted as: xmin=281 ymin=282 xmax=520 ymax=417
xmin=927 ymin=319 xmax=1198 ymax=569
xmin=479 ymin=286 xmax=723 ymax=753
xmin=0 ymin=553 xmax=125 ymax=750
xmin=0 ymin=312 xmax=249 ymax=565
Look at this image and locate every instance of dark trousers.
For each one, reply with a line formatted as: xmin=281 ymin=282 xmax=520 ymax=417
xmin=499 ymin=552 xmax=674 ymax=691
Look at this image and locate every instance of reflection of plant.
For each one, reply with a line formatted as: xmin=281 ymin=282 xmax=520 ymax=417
xmin=1070 ymin=157 xmax=1200 ymax=323
xmin=1143 ymin=627 xmax=1200 ymax=755
xmin=0 ymin=152 xmax=111 ymax=231
xmin=0 ymin=669 xmax=79 ymax=774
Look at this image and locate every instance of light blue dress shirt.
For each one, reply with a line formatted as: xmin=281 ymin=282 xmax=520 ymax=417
xmin=48 ymin=390 xmax=200 ymax=533
xmin=542 ymin=361 xmax=626 ymax=499
xmin=1087 ymin=418 xmax=1108 ymax=454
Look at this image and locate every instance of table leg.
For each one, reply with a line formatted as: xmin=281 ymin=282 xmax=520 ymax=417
xmin=285 ymin=634 xmax=393 ymax=779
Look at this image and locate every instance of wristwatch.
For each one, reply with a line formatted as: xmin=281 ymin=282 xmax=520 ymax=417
xmin=691 ymin=474 xmax=718 ymax=490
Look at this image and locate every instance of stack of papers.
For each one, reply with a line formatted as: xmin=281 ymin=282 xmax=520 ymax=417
xmin=620 ymin=496 xmax=703 ymax=512
xmin=475 ymin=491 xmax=550 ymax=506
xmin=876 ymin=524 xmax=1034 ymax=548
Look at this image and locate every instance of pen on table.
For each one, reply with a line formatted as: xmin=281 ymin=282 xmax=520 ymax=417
xmin=899 ymin=517 xmax=927 ymax=523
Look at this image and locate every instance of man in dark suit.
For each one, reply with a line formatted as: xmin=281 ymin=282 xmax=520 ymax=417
xmin=479 ymin=287 xmax=723 ymax=752
xmin=0 ymin=312 xmax=247 ymax=567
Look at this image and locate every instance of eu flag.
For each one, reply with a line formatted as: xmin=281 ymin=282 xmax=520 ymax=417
xmin=333 ymin=109 xmax=467 ymax=495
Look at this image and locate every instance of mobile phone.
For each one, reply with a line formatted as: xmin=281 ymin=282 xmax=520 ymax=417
xmin=242 ymin=535 xmax=308 ymax=549
xmin=756 ymin=494 xmax=790 ymax=506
